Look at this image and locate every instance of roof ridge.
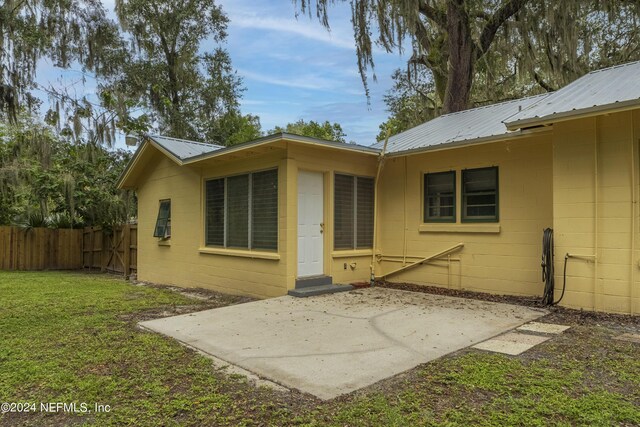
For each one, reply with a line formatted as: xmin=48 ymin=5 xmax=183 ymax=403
xmin=587 ymin=60 xmax=640 ymax=75
xmin=434 ymin=93 xmax=549 ymax=119
xmin=149 ymin=134 xmax=224 ymax=148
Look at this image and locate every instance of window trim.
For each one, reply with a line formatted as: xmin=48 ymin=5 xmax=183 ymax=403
xmin=423 ymin=170 xmax=456 ymax=223
xmin=461 ymin=166 xmax=499 ymax=223
xmin=204 ymin=168 xmax=279 ymax=252
xmin=333 ymin=172 xmax=375 ymax=251
xmin=153 ymin=199 xmax=171 ymax=239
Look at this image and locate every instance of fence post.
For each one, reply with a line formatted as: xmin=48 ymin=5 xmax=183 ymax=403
xmin=123 ymin=224 xmax=131 ymax=279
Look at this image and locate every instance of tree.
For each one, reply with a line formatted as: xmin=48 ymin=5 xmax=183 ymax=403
xmin=0 ymin=115 xmax=135 ymax=227
xmin=0 ymin=0 xmax=122 ymax=123
xmin=297 ymin=0 xmax=640 ymax=114
xmin=376 ymin=68 xmax=440 ymax=140
xmin=109 ymin=0 xmax=257 ymax=145
xmin=270 ymin=120 xmax=347 ymax=143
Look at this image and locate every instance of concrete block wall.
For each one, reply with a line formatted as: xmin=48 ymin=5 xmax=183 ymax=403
xmin=376 ymin=136 xmax=554 ymax=297
xmin=552 ymin=111 xmax=639 ymax=314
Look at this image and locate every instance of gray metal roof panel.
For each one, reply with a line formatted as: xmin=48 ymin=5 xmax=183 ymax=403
xmin=148 ymin=135 xmax=224 ymax=160
xmin=505 ymin=61 xmax=640 ymax=128
xmin=373 ymin=94 xmax=548 ymax=154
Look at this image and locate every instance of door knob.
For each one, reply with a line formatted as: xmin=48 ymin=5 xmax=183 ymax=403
xmin=320 ymin=222 xmax=325 ymax=234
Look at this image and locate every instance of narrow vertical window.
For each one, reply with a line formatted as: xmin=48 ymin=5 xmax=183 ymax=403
xmin=334 ymin=174 xmax=355 ymax=249
xmin=251 ymin=169 xmax=278 ymax=250
xmin=153 ymin=200 xmax=171 ymax=238
xmin=205 ymin=179 xmax=224 ymax=246
xmin=334 ymin=174 xmax=374 ymax=250
xmin=462 ymin=167 xmax=499 ymax=222
xmin=424 ymin=171 xmax=456 ymax=222
xmin=226 ymin=174 xmax=249 ymax=248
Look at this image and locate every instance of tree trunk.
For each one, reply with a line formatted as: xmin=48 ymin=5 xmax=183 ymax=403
xmin=443 ymin=0 xmax=474 ymax=114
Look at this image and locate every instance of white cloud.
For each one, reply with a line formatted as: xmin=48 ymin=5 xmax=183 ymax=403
xmin=231 ymin=14 xmax=355 ymax=50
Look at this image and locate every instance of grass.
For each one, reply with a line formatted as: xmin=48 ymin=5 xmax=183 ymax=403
xmin=0 ymin=271 xmax=638 ymax=426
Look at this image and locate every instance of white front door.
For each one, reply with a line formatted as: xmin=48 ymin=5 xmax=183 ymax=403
xmin=298 ymin=170 xmax=324 ymax=277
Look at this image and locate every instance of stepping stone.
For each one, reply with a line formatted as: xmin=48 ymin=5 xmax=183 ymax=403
xmin=614 ymin=333 xmax=640 ymax=344
xmin=517 ymin=322 xmax=570 ymax=334
xmin=472 ymin=332 xmax=551 ymax=355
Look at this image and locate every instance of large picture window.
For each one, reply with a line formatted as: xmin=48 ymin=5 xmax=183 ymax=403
xmin=334 ymin=174 xmax=374 ymax=250
xmin=462 ymin=167 xmax=498 ymax=222
xmin=205 ymin=169 xmax=278 ymax=250
xmin=424 ymin=171 xmax=456 ymax=222
xmin=153 ymin=199 xmax=171 ymax=238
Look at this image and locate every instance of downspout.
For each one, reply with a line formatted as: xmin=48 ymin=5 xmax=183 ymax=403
xmin=370 ymin=130 xmax=390 ymax=286
xmin=594 ymin=119 xmax=600 ymax=311
xmin=631 ymin=128 xmax=637 ymax=315
xmin=402 ymin=156 xmax=408 ymax=266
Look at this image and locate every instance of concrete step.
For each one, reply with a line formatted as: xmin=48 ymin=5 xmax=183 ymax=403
xmin=295 ymin=275 xmax=333 ymax=289
xmin=288 ymin=283 xmax=354 ymax=298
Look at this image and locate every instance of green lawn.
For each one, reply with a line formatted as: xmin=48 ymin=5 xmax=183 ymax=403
xmin=0 ymin=271 xmax=638 ymax=426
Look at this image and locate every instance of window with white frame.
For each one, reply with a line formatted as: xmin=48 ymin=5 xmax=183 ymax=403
xmin=205 ymin=169 xmax=278 ymax=250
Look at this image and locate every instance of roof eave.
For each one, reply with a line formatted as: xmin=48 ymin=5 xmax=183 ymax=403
xmin=384 ymin=126 xmax=553 ymax=158
xmin=505 ymin=98 xmax=640 ymax=131
xmin=182 ymin=132 xmax=379 ymax=165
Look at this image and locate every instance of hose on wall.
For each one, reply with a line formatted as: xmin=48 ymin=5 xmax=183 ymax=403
xmin=541 ymin=227 xmax=568 ymax=306
xmin=541 ymin=228 xmax=555 ymax=305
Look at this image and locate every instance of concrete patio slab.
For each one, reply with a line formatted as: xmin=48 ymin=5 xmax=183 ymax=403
xmin=516 ymin=321 xmax=570 ymax=334
xmin=140 ymin=288 xmax=546 ymax=400
xmin=472 ymin=331 xmax=551 ymax=355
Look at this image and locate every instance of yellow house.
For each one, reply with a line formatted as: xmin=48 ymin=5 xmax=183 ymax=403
xmin=119 ymin=61 xmax=640 ymax=315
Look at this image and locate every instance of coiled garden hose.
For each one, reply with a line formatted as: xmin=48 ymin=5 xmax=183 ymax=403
xmin=541 ymin=228 xmax=567 ymax=306
xmin=541 ymin=228 xmax=555 ymax=305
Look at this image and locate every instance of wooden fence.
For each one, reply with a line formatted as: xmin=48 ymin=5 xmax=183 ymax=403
xmin=82 ymin=224 xmax=137 ymax=278
xmin=0 ymin=226 xmax=83 ymax=270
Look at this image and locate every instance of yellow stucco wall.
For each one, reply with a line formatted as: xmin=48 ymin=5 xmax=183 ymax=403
xmin=136 ymin=141 xmax=377 ymax=299
xmin=137 ymin=147 xmax=290 ymax=298
xmin=133 ymin=113 xmax=640 ymax=313
xmin=552 ymin=111 xmax=640 ymax=314
xmin=376 ymin=136 xmax=554 ymax=297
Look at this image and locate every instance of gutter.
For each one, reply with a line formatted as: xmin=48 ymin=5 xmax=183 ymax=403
xmin=504 ymin=99 xmax=640 ymax=131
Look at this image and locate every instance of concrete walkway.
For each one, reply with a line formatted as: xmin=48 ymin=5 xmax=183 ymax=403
xmin=140 ymin=288 xmax=546 ymax=399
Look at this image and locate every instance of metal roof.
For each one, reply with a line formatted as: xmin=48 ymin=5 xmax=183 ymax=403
xmin=373 ymin=94 xmax=548 ymax=154
xmin=148 ymin=135 xmax=224 ymax=161
xmin=505 ymin=60 xmax=640 ymax=129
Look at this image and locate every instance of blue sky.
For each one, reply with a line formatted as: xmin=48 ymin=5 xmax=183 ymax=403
xmin=35 ymin=0 xmax=408 ymax=147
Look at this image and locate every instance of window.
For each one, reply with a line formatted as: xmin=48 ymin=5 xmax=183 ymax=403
xmin=462 ymin=167 xmax=498 ymax=222
xmin=205 ymin=169 xmax=278 ymax=250
xmin=334 ymin=174 xmax=374 ymax=250
xmin=153 ymin=200 xmax=171 ymax=238
xmin=424 ymin=171 xmax=456 ymax=222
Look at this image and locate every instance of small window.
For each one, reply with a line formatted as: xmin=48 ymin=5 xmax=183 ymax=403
xmin=334 ymin=174 xmax=374 ymax=250
xmin=205 ymin=169 xmax=278 ymax=251
xmin=424 ymin=171 xmax=456 ymax=222
xmin=462 ymin=167 xmax=498 ymax=222
xmin=153 ymin=200 xmax=171 ymax=238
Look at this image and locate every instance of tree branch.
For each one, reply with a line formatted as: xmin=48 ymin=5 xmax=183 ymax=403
xmin=418 ymin=0 xmax=446 ymax=29
xmin=475 ymin=0 xmax=528 ymax=60
xmin=533 ymin=71 xmax=556 ymax=92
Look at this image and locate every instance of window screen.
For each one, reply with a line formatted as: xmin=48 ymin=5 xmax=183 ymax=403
xmin=334 ymin=174 xmax=355 ymax=250
xmin=204 ymin=169 xmax=278 ymax=250
xmin=226 ymin=175 xmax=249 ymax=248
xmin=462 ymin=167 xmax=498 ymax=222
xmin=424 ymin=171 xmax=456 ymax=222
xmin=153 ymin=200 xmax=171 ymax=238
xmin=356 ymin=177 xmax=375 ymax=248
xmin=205 ymin=179 xmax=224 ymax=246
xmin=251 ymin=169 xmax=278 ymax=250
xmin=334 ymin=174 xmax=374 ymax=250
